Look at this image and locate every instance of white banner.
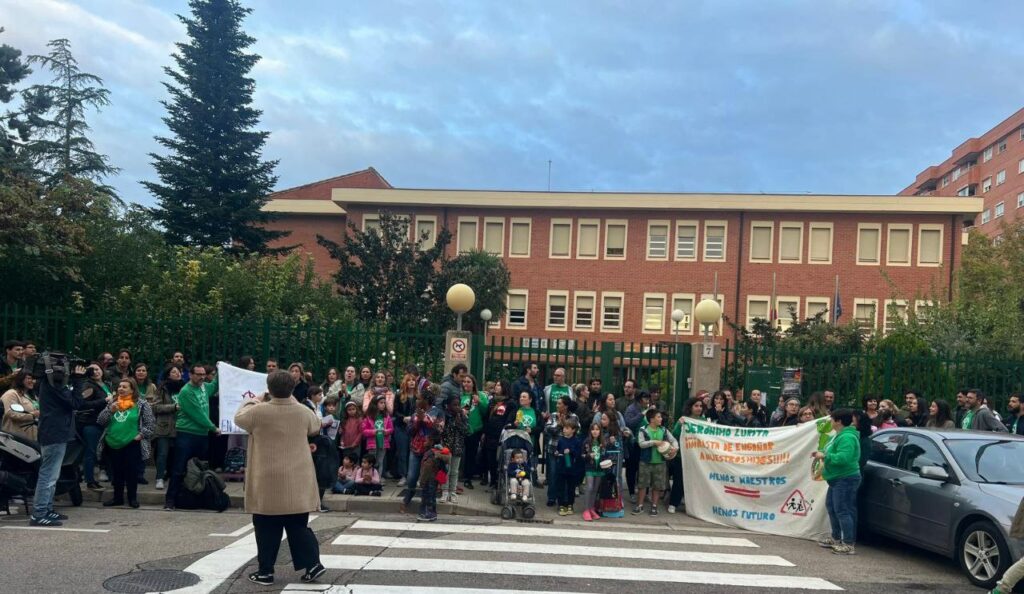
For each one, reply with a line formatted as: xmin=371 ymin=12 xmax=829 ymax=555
xmin=682 ymin=417 xmax=832 ymax=540
xmin=216 ymin=362 xmax=267 ymax=434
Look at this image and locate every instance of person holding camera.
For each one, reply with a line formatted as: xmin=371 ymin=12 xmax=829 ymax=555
xmin=31 ymin=359 xmax=88 ymax=527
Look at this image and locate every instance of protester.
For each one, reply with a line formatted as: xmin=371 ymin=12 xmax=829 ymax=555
xmin=333 ymin=453 xmax=358 ymax=494
xmin=105 ymin=349 xmax=133 ymax=386
xmin=165 ymin=364 xmax=220 ymax=511
xmin=97 ymin=378 xmax=155 ymax=508
xmin=798 ymin=406 xmax=816 ymax=424
xmin=339 ymin=366 xmax=363 ymax=406
xmin=337 ymin=401 xmax=363 ymax=463
xmin=288 ymin=363 xmax=310 ymax=403
xmin=31 ymin=361 xmax=87 ymax=526
xmin=393 ymin=374 xmax=419 ymax=487
xmin=901 ymin=392 xmax=928 ymax=428
xmin=807 ymin=391 xmax=831 ymax=418
xmin=480 ymin=379 xmax=515 ymax=490
xmin=862 ymin=395 xmax=880 ymax=425
xmin=543 ymin=396 xmax=579 ymax=507
xmin=925 ymin=400 xmax=955 ymax=429
xmin=151 ymin=367 xmax=184 ymax=490
xmin=358 ymin=366 xmax=373 ymax=390
xmin=234 ymin=370 xmax=324 ymax=587
xmin=553 ymin=417 xmax=583 ymax=516
xmin=954 ymin=388 xmax=968 ymax=428
xmin=581 ymin=423 xmax=607 ymax=521
xmin=746 ymin=389 xmax=769 ymax=427
xmin=511 ymin=362 xmax=544 ymax=416
xmin=962 ymin=389 xmax=1007 ymax=432
xmin=417 ymin=431 xmax=450 ymax=522
xmin=813 ymin=408 xmax=862 ymax=555
xmin=1005 ymin=393 xmax=1024 ymax=435
xmin=633 ymin=409 xmax=677 ymax=516
xmin=265 ymin=358 xmax=279 ymax=373
xmin=708 ymin=390 xmax=736 ymax=425
xmin=362 ymin=395 xmax=393 ymax=481
xmin=615 ymin=378 xmax=638 ymax=414
xmin=1 ymin=370 xmax=38 ymax=441
xmin=353 ymin=454 xmax=383 ymax=496
xmin=322 ymin=368 xmax=342 ymax=400
xmin=400 ymin=394 xmax=437 ymax=513
xmin=459 ymin=373 xmax=489 ymax=490
xmin=771 ymin=397 xmax=801 ymax=427
xmin=0 ymin=340 xmax=24 ymax=375
xmin=440 ymin=394 xmax=469 ymax=502
xmin=79 ymin=363 xmax=112 ymax=490
xmin=623 ymin=390 xmax=650 ymax=500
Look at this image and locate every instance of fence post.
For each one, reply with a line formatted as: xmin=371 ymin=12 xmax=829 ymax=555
xmin=673 ymin=342 xmax=692 ymax=421
xmin=600 ymin=342 xmax=615 ymax=391
xmin=470 ymin=333 xmax=485 ymax=378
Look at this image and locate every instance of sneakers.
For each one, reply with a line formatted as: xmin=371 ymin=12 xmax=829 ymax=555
xmin=558 ymin=506 xmax=570 ymax=516
xmin=831 ymin=543 xmax=856 ymax=555
xmin=248 ymin=572 xmax=274 ymax=586
xmin=631 ymin=504 xmax=644 ymax=515
xmin=87 ymin=481 xmax=102 ymax=490
xmin=155 ymin=479 xmax=165 ymax=490
xmin=47 ymin=511 xmax=69 ymax=521
xmin=583 ymin=509 xmax=594 ymax=521
xmin=319 ymin=504 xmax=330 ymax=512
xmin=397 ymin=478 xmax=407 ymax=487
xmin=417 ymin=511 xmax=437 ymax=522
xmin=301 ymin=563 xmax=326 ymax=583
xmin=98 ymin=471 xmax=109 ymax=482
xmin=818 ymin=537 xmax=838 ymax=548
xmin=29 ymin=515 xmax=62 ymax=527
xmin=103 ymin=498 xmax=125 ymax=507
xmin=649 ymin=505 xmax=659 ymax=516
xmin=667 ymin=505 xmax=676 ymax=514
xmin=446 ymin=493 xmax=458 ymax=504
xmin=463 ymin=480 xmax=474 ymax=490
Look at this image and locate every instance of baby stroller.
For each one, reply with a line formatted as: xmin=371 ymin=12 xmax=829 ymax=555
xmin=491 ymin=427 xmax=537 ymax=520
xmin=596 ymin=446 xmax=624 ymax=518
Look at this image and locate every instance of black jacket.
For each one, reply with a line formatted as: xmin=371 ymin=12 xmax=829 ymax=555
xmin=75 ymin=379 xmax=109 ymax=426
xmin=38 ymin=378 xmax=86 ymax=447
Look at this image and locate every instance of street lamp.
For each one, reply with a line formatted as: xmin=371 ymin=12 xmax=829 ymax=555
xmin=446 ymin=283 xmax=476 ymax=331
xmin=480 ymin=308 xmax=493 ymax=377
xmin=670 ymin=308 xmax=685 ymax=414
xmin=694 ymin=298 xmax=722 ymax=340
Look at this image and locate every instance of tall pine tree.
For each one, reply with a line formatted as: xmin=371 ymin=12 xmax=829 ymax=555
xmin=146 ymin=0 xmax=285 ymax=253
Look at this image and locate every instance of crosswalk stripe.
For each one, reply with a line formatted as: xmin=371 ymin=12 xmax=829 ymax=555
xmin=283 ymin=586 xmax=584 ymax=594
xmin=332 ymin=534 xmax=793 ymax=566
xmin=318 ymin=555 xmax=842 ymax=590
xmin=349 ymin=520 xmax=758 ymax=548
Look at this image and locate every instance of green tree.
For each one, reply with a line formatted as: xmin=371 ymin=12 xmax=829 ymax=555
xmin=431 ymin=249 xmax=511 ymax=333
xmin=316 ymin=210 xmax=452 ymax=330
xmin=146 ymin=0 xmax=283 ymax=253
xmin=0 ymin=28 xmax=51 ymax=181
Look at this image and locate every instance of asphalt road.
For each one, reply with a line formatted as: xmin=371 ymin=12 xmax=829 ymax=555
xmin=0 ymin=500 xmax=983 ymax=594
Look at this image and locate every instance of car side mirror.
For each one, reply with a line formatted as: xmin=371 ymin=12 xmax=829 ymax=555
xmin=9 ymin=404 xmax=26 ymax=413
xmin=919 ymin=465 xmax=949 ymax=481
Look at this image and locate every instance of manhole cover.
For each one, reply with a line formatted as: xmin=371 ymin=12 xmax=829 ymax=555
xmin=103 ymin=569 xmax=200 ymax=593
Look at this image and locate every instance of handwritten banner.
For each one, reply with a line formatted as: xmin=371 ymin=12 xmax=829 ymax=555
xmin=217 ymin=362 xmax=266 ymax=435
xmin=682 ymin=417 xmax=832 ymax=540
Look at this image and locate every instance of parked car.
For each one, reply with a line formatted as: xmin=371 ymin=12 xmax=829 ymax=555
xmin=860 ymin=427 xmax=1024 ymax=589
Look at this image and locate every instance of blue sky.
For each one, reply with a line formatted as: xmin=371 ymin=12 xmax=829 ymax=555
xmin=3 ymin=0 xmax=1024 ymax=204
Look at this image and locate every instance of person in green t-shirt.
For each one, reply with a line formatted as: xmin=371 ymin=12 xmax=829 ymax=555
xmin=515 ymin=391 xmax=537 ymax=431
xmin=97 ymin=378 xmax=155 ymax=508
xmin=634 ymin=409 xmax=678 ymax=517
xmin=460 ymin=373 xmax=489 ymax=489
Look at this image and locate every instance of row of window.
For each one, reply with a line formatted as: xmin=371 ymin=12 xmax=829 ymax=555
xmin=745 ymin=297 xmax=933 ymax=336
xmin=944 ymin=126 xmax=1024 ymax=191
xmin=979 ymin=193 xmax=1024 ymax=225
xmin=854 ymin=223 xmax=943 ymax=267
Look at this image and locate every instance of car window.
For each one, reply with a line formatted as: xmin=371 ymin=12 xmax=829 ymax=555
xmin=946 ymin=439 xmax=1024 ymax=484
xmin=897 ymin=435 xmax=947 ymax=473
xmin=869 ymin=432 xmax=904 ymax=467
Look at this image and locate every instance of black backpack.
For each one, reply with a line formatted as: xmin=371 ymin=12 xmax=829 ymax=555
xmin=310 ymin=435 xmax=339 ymax=490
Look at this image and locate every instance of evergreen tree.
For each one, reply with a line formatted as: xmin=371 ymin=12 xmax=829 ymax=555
xmin=145 ymin=0 xmax=284 ymax=253
xmin=0 ymin=28 xmax=51 ymax=182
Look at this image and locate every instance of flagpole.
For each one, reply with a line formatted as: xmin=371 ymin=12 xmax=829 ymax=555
xmin=833 ymin=275 xmax=840 ymax=325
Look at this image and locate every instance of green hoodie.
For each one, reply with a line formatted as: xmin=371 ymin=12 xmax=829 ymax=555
xmin=461 ymin=391 xmax=490 ymax=434
xmin=822 ymin=425 xmax=861 ymax=482
xmin=175 ymin=377 xmax=218 ymax=436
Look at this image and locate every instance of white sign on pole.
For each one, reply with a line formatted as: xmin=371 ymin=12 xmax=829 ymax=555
xmin=450 ymin=336 xmax=468 ymax=362
xmin=216 ymin=362 xmax=267 ymax=434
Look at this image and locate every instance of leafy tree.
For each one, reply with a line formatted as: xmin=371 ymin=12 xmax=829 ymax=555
xmin=317 ymin=210 xmax=452 ymax=330
xmin=146 ymin=0 xmax=284 ymax=253
xmin=431 ymin=249 xmax=511 ymax=333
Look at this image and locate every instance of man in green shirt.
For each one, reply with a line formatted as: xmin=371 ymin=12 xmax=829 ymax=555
xmin=164 ymin=363 xmax=220 ymax=510
xmin=543 ymin=368 xmax=571 ymax=421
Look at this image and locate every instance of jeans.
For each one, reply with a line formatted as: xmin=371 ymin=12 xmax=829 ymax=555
xmin=154 ymin=436 xmax=172 ymax=480
xmin=33 ymin=442 xmax=67 ymax=518
xmin=108 ymin=440 xmax=142 ymax=502
xmin=826 ymin=474 xmax=861 ymax=544
xmin=445 ymin=456 xmax=462 ymax=495
xmin=393 ymin=426 xmax=409 ymax=479
xmin=402 ymin=450 xmax=422 ymax=505
xmin=81 ymin=424 xmax=103 ymax=482
xmin=165 ymin=432 xmax=209 ymax=507
xmin=253 ymin=512 xmax=320 ymax=574
xmin=420 ymin=479 xmax=437 ymax=515
xmin=546 ymin=454 xmax=559 ymax=503
xmin=333 ymin=479 xmax=355 ymax=494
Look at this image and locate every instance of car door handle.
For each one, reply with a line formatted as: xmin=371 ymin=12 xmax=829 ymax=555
xmin=889 ymin=478 xmax=903 ymax=487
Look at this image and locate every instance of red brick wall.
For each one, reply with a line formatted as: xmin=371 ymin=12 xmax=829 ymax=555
xmin=265 ymin=215 xmax=348 ymax=279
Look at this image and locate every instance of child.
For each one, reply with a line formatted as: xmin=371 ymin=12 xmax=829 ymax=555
xmin=306 ymin=385 xmax=325 ymax=418
xmin=418 ymin=432 xmax=451 ymax=522
xmin=338 ymin=401 xmax=363 ymax=463
xmin=321 ymin=396 xmax=341 ymax=441
xmin=507 ymin=449 xmax=532 ymax=502
xmin=634 ymin=409 xmax=678 ymax=516
xmin=440 ymin=394 xmax=468 ymax=503
xmin=582 ymin=423 xmax=606 ymax=521
xmin=353 ymin=454 xmax=382 ymax=496
xmin=362 ymin=395 xmax=393 ymax=480
xmin=877 ymin=410 xmax=898 ymax=430
xmin=553 ymin=418 xmax=583 ymax=516
xmin=332 ymin=453 xmax=358 ymax=494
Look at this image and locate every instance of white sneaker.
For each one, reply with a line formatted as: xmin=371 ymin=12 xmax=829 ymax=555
xmin=668 ymin=505 xmax=676 ymax=514
xmin=397 ymin=478 xmax=406 ymax=487
xmin=447 ymin=493 xmax=458 ymax=504
xmin=155 ymin=479 xmax=165 ymax=490
xmin=99 ymin=471 xmax=109 ymax=482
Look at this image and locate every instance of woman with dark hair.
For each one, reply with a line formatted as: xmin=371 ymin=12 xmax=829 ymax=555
xmin=862 ymin=395 xmax=880 ymax=424
xmin=770 ymin=398 xmax=801 ymax=427
xmin=708 ymin=390 xmax=737 ymax=425
xmin=681 ymin=396 xmax=707 ymax=421
xmin=340 ymin=366 xmax=364 ymax=409
xmin=151 ymin=365 xmax=185 ymax=490
xmin=239 ymin=356 xmax=256 ymax=371
xmin=1 ymin=370 xmax=39 ymax=441
xmin=322 ymin=368 xmax=342 ymax=400
xmin=97 ymin=378 xmax=156 ymax=508
xmin=358 ymin=366 xmax=373 ymax=390
xmin=289 ymin=363 xmax=309 ymax=402
xmin=79 ymin=363 xmax=113 ymax=490
xmin=105 ymin=349 xmax=133 ymax=386
xmin=850 ymin=410 xmax=873 ymax=470
xmin=925 ymin=400 xmax=955 ymax=429
xmin=812 ymin=408 xmax=861 ymax=555
xmin=903 ymin=394 xmax=929 ymax=428
xmin=807 ymin=391 xmax=831 ymax=418
xmin=480 ymin=379 xmax=514 ymax=490
xmin=460 ymin=373 xmax=489 ymax=490
xmin=592 ymin=393 xmax=631 ymax=441
xmin=132 ymin=363 xmax=157 ymax=485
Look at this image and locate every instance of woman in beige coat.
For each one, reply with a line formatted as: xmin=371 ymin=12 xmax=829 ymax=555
xmin=234 ymin=370 xmax=326 ymax=587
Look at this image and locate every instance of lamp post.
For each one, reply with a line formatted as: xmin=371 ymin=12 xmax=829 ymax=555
xmin=446 ymin=284 xmax=476 ymax=331
xmin=691 ymin=297 xmax=723 ymax=395
xmin=694 ymin=298 xmax=722 ymax=341
xmin=670 ymin=308 xmax=685 ymax=415
xmin=480 ymin=308 xmax=493 ymax=378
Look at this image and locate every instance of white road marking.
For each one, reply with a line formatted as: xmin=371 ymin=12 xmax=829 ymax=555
xmin=350 ymin=519 xmax=759 ymax=547
xmin=1 ymin=526 xmax=110 ymax=534
xmin=332 ymin=534 xmax=793 ymax=566
xmin=209 ymin=522 xmax=253 ymax=537
xmin=283 ymin=586 xmax=588 ymax=594
xmin=319 ymin=555 xmax=842 ymax=590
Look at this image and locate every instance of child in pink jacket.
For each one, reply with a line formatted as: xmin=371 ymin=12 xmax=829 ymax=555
xmin=362 ymin=395 xmax=394 ymax=480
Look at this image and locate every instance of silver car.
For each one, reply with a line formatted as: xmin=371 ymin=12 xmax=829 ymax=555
xmin=861 ymin=427 xmax=1024 ymax=589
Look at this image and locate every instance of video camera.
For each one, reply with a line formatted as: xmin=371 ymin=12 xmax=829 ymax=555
xmin=23 ymin=351 xmax=87 ymax=386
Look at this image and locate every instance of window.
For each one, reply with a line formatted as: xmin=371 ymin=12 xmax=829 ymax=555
xmin=647 ymin=221 xmax=669 ymax=260
xmin=604 ymin=220 xmax=627 ymax=259
xmin=915 ymin=300 xmax=935 ymax=322
xmin=957 ymin=185 xmax=976 ymax=197
xmin=546 ymin=291 xmax=569 ymax=331
xmin=941 ymin=174 xmax=950 ymax=188
xmin=415 ymin=216 xmax=437 ymax=250
xmin=806 ymin=297 xmax=830 ymax=320
xmin=808 ymin=223 xmax=833 ymax=264
xmin=573 ymin=292 xmax=596 ymax=331
xmin=675 ymin=220 xmax=698 ymax=261
xmin=600 ymin=293 xmax=624 ymax=332
xmin=982 ymin=177 xmax=992 ymax=193
xmin=700 ymin=293 xmax=725 ymax=336
xmin=509 ymin=218 xmax=531 ymax=257
xmin=506 ymin=291 xmax=528 ymax=328
xmin=777 ymin=297 xmax=799 ymax=331
xmin=549 ymin=219 xmax=572 ymax=258
xmin=869 ymin=433 xmax=904 ymax=467
xmin=745 ymin=297 xmax=769 ymax=329
xmin=778 ymin=222 xmax=802 ymax=263
xmin=883 ymin=299 xmax=908 ymax=335
xmin=996 ymin=202 xmax=1005 ymax=218
xmin=983 ymin=147 xmax=993 ymax=162
xmin=997 ymin=170 xmax=1006 ymax=185
xmin=999 ymin=141 xmax=1008 ymax=153
xmin=642 ymin=294 xmax=666 ymax=334
xmin=577 ymin=219 xmax=600 ymax=259
xmin=886 ymin=224 xmax=912 ymax=266
xmin=981 ymin=209 xmax=991 ymax=224
xmin=917 ymin=225 xmax=943 ymax=266
xmin=704 ymin=221 xmax=727 ymax=261
xmin=457 ymin=217 xmax=479 ymax=253
xmin=854 ymin=298 xmax=878 ymax=333
xmin=670 ymin=294 xmax=694 ymax=334
xmin=749 ymin=221 xmax=773 ymax=263
xmin=362 ymin=214 xmax=381 ymax=234
xmin=483 ymin=217 xmax=504 ymax=256
xmin=897 ymin=435 xmax=947 ymax=474
xmin=1019 ymin=158 xmax=1024 ymax=174
xmin=1018 ymin=193 xmax=1024 ymax=209
xmin=857 ymin=224 xmax=881 ymax=264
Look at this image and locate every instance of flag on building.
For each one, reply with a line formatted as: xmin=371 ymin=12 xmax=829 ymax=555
xmin=833 ymin=275 xmax=843 ymax=323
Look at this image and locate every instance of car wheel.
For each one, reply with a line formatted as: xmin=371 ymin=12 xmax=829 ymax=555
xmin=957 ymin=520 xmax=1010 ymax=589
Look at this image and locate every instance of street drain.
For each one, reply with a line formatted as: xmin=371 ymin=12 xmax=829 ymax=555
xmin=103 ymin=569 xmax=200 ymax=593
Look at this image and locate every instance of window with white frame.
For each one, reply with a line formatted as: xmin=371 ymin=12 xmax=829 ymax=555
xmin=857 ymin=224 xmax=881 ymax=264
xmin=509 ymin=218 xmax=531 ymax=257
xmin=674 ymin=221 xmax=698 ymax=261
xmin=600 ymin=293 xmax=624 ymax=332
xmin=546 ymin=291 xmax=569 ymax=330
xmin=918 ymin=225 xmax=943 ymax=266
xmin=886 ymin=224 xmax=912 ymax=266
xmin=778 ymin=222 xmax=802 ymax=263
xmin=642 ymin=294 xmax=666 ymax=334
xmin=573 ymin=292 xmax=596 ymax=331
xmin=1000 ymin=141 xmax=1008 ymax=153
xmin=749 ymin=221 xmax=773 ymax=263
xmin=983 ymin=177 xmax=993 ymax=193
xmin=647 ymin=221 xmax=669 ymax=260
xmin=982 ymin=209 xmax=991 ymax=224
xmin=1018 ymin=193 xmax=1024 ymax=209
xmin=457 ymin=217 xmax=479 ymax=253
xmin=746 ymin=297 xmax=769 ymax=329
xmin=854 ymin=299 xmax=878 ymax=333
xmin=604 ymin=220 xmax=627 ymax=259
xmin=549 ymin=219 xmax=572 ymax=258
xmin=415 ymin=216 xmax=437 ymax=250
xmin=670 ymin=294 xmax=694 ymax=333
xmin=1019 ymin=158 xmax=1024 ymax=174
xmin=704 ymin=222 xmax=727 ymax=261
xmin=997 ymin=170 xmax=1007 ymax=185
xmin=577 ymin=219 xmax=600 ymax=259
xmin=915 ymin=300 xmax=935 ymax=322
xmin=806 ymin=297 xmax=830 ymax=320
xmin=699 ymin=293 xmax=725 ymax=335
xmin=957 ymin=185 xmax=974 ymax=197
xmin=883 ymin=300 xmax=908 ymax=335
xmin=983 ymin=147 xmax=994 ymax=162
xmin=996 ymin=202 xmax=1005 ymax=218
xmin=808 ymin=223 xmax=833 ymax=264
xmin=777 ymin=297 xmax=799 ymax=331
xmin=483 ymin=218 xmax=504 ymax=256
xmin=941 ymin=175 xmax=950 ymax=187
xmin=362 ymin=214 xmax=381 ymax=234
xmin=506 ymin=291 xmax=528 ymax=328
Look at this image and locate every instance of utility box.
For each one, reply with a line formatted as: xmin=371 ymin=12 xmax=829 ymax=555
xmin=746 ymin=366 xmax=802 ymax=405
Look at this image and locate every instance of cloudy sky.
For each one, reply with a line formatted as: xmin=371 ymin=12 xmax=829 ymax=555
xmin=3 ymin=0 xmax=1023 ymax=204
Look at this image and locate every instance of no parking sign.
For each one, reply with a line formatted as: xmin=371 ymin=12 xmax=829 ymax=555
xmin=450 ymin=336 xmax=468 ymax=361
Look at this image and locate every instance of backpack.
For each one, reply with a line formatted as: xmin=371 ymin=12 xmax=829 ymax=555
xmin=177 ymin=473 xmax=230 ymax=512
xmin=184 ymin=458 xmax=210 ymax=494
xmin=310 ymin=435 xmax=339 ymax=490
xmin=223 ymin=447 xmax=246 ymax=474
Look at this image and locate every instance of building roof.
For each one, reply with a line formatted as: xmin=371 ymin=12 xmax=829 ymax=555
xmin=262 ymin=167 xmax=392 ymax=214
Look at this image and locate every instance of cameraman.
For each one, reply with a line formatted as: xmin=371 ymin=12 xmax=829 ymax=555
xmin=30 ymin=360 xmax=87 ymax=527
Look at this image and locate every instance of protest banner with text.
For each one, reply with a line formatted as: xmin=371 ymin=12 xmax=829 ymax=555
xmin=216 ymin=362 xmax=267 ymax=434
